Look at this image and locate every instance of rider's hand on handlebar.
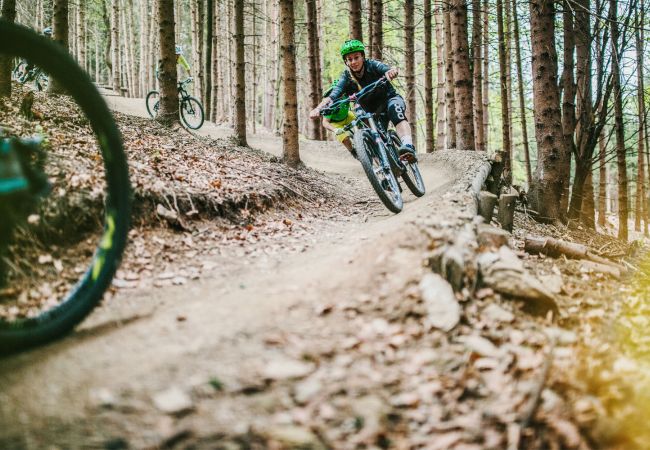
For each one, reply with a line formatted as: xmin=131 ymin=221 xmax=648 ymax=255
xmin=309 ymin=107 xmax=321 ymax=119
xmin=386 ymin=68 xmax=399 ymax=81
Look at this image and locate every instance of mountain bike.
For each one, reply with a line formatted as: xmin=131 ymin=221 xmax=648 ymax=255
xmin=320 ymin=77 xmax=426 ymax=213
xmin=145 ymin=78 xmax=205 ymax=130
xmin=0 ymin=20 xmax=131 ymax=353
xmin=18 ymin=66 xmax=49 ymax=91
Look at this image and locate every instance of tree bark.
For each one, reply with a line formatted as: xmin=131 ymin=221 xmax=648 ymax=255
xmin=0 ymin=0 xmax=17 ymax=98
xmin=610 ymin=0 xmax=628 ymax=240
xmin=443 ymin=8 xmax=457 ymax=148
xmin=234 ymin=0 xmax=247 ymax=146
xmin=48 ymin=0 xmax=69 ymax=94
xmin=482 ymin=0 xmax=489 ymax=149
xmin=191 ymin=0 xmax=204 ymax=102
xmin=560 ymin=0 xmax=576 ymax=218
xmin=434 ymin=7 xmax=446 ymax=151
xmin=306 ymin=0 xmax=324 ymax=140
xmin=512 ymin=0 xmax=530 ymax=183
xmin=635 ymin=6 xmax=646 ymax=233
xmin=368 ymin=0 xmax=374 ymax=54
xmin=157 ymin=0 xmax=180 ymax=126
xmin=582 ymin=166 xmax=596 ymax=227
xmin=280 ymin=0 xmax=301 ymax=166
xmin=497 ymin=0 xmax=511 ymax=180
xmin=205 ymin=0 xmax=214 ymax=119
xmin=598 ymin=130 xmax=607 ymax=226
xmin=77 ymin=0 xmax=86 ymax=70
xmin=472 ymin=0 xmax=484 ymax=151
xmin=111 ymin=0 xmax=121 ymax=95
xmin=424 ymin=0 xmax=434 ymax=153
xmin=349 ymin=0 xmax=362 ymax=40
xmin=528 ymin=0 xmax=565 ymax=222
xmin=371 ymin=0 xmax=382 ymax=60
xmin=450 ymin=0 xmax=474 ymax=150
xmin=404 ymin=0 xmax=417 ymax=149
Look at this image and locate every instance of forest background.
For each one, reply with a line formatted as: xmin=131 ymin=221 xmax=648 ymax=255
xmin=6 ymin=0 xmax=650 ymax=240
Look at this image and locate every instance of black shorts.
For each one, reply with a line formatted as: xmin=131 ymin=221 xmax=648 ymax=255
xmin=377 ymin=94 xmax=407 ymax=129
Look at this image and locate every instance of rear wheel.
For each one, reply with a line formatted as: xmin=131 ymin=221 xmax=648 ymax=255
xmin=353 ymin=129 xmax=403 ymax=213
xmin=388 ymin=130 xmax=425 ymax=197
xmin=145 ymin=90 xmax=160 ymax=118
xmin=180 ymin=96 xmax=204 ymax=130
xmin=0 ymin=22 xmax=131 ymax=353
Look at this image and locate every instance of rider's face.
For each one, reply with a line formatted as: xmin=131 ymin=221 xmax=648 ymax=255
xmin=344 ymin=52 xmax=364 ymax=73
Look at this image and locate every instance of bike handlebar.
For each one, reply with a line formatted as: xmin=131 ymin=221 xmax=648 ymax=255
xmin=320 ymin=76 xmax=388 ymax=117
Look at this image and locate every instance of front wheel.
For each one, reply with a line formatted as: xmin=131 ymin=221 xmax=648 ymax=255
xmin=388 ymin=130 xmax=425 ymax=197
xmin=353 ymin=129 xmax=403 ymax=214
xmin=145 ymin=90 xmax=159 ymax=118
xmin=180 ymin=96 xmax=204 ymax=130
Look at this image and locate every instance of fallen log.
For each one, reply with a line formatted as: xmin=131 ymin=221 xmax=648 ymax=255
xmin=478 ymin=191 xmax=498 ymax=223
xmin=524 ymin=235 xmax=626 ymax=273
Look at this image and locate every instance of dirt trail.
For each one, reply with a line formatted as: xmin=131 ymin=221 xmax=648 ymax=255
xmin=0 ymin=94 xmax=466 ymax=446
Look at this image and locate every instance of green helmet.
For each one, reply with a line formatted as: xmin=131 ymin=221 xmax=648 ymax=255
xmin=340 ymin=39 xmax=365 ymax=60
xmin=323 ymin=100 xmax=350 ymax=122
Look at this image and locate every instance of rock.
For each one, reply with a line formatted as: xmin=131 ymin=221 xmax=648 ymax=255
xmin=538 ymin=274 xmax=564 ymax=294
xmin=350 ymin=395 xmax=390 ymax=442
xmin=478 ymin=246 xmax=558 ymax=314
xmin=458 ymin=335 xmax=502 ymax=358
xmin=481 ymin=303 xmax=514 ymax=323
xmin=293 ymin=377 xmax=322 ymax=405
xmin=262 ymin=425 xmax=327 ymax=450
xmin=89 ymin=387 xmax=117 ymax=408
xmin=152 ymin=387 xmax=194 ymax=415
xmin=477 ymin=224 xmax=510 ymax=249
xmin=579 ymin=260 xmax=621 ymax=278
xmin=419 ymin=273 xmax=461 ymax=332
xmin=262 ymin=358 xmax=315 ymax=381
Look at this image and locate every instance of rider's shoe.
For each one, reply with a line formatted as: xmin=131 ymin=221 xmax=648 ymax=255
xmin=399 ymin=144 xmax=417 ymax=163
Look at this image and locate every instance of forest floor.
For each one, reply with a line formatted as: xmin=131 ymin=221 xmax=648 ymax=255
xmin=1 ymin=88 xmax=650 ymax=450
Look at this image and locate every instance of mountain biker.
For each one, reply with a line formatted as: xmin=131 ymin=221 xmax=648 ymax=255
xmin=155 ymin=45 xmax=193 ymax=82
xmin=320 ymin=79 xmax=357 ymax=157
xmin=309 ymin=39 xmax=417 ymax=162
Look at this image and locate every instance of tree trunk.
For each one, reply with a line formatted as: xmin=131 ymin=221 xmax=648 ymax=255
xmin=157 ymin=0 xmax=180 ymax=126
xmin=450 ymin=0 xmax=474 ymax=150
xmin=582 ymin=164 xmax=595 ymax=227
xmin=598 ymin=130 xmax=607 ymax=226
xmin=191 ymin=0 xmax=204 ymax=102
xmin=482 ymin=0 xmax=489 ymax=149
xmin=434 ymin=7 xmax=446 ymax=151
xmin=560 ymin=0 xmax=576 ymax=218
xmin=77 ymin=0 xmax=86 ymax=70
xmin=636 ymin=7 xmax=646 ymax=233
xmin=443 ymin=8 xmax=457 ymax=148
xmin=610 ymin=0 xmax=628 ymax=240
xmin=306 ymin=0 xmax=323 ymax=140
xmin=111 ymin=0 xmax=121 ymax=95
xmin=368 ymin=0 xmax=374 ymax=54
xmin=512 ymin=0 xmax=530 ymax=183
xmin=472 ymin=0 xmax=484 ymax=151
xmin=497 ymin=0 xmax=511 ymax=180
xmin=404 ymin=0 xmax=417 ymax=149
xmin=528 ymin=0 xmax=565 ymax=222
xmin=280 ymin=0 xmax=301 ymax=166
xmin=234 ymin=0 xmax=247 ymax=145
xmin=0 ymin=0 xmax=17 ymax=98
xmin=371 ymin=0 xmax=382 ymax=60
xmin=349 ymin=0 xmax=362 ymax=40
xmin=205 ymin=0 xmax=214 ymax=119
xmin=424 ymin=0 xmax=434 ymax=153
xmin=48 ymin=0 xmax=69 ymax=95
xmin=211 ymin=0 xmax=218 ymax=119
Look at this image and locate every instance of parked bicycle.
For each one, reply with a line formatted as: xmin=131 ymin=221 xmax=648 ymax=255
xmin=320 ymin=77 xmax=425 ymax=213
xmin=0 ymin=20 xmax=131 ymax=353
xmin=145 ymin=78 xmax=205 ymax=130
xmin=13 ymin=58 xmax=49 ymax=91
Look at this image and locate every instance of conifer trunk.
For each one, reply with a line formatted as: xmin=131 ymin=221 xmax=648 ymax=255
xmin=349 ymin=0 xmax=362 ymax=40
xmin=280 ymin=0 xmax=301 ymax=166
xmin=405 ymin=0 xmax=417 ymax=149
xmin=528 ymin=0 xmax=565 ymax=222
xmin=157 ymin=0 xmax=180 ymax=126
xmin=443 ymin=8 xmax=457 ymax=148
xmin=306 ymin=0 xmax=324 ymax=140
xmin=472 ymin=0 xmax=484 ymax=151
xmin=0 ymin=0 xmax=17 ymax=98
xmin=234 ymin=0 xmax=247 ymax=146
xmin=450 ymin=0 xmax=474 ymax=150
xmin=434 ymin=8 xmax=446 ymax=151
xmin=424 ymin=0 xmax=434 ymax=153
